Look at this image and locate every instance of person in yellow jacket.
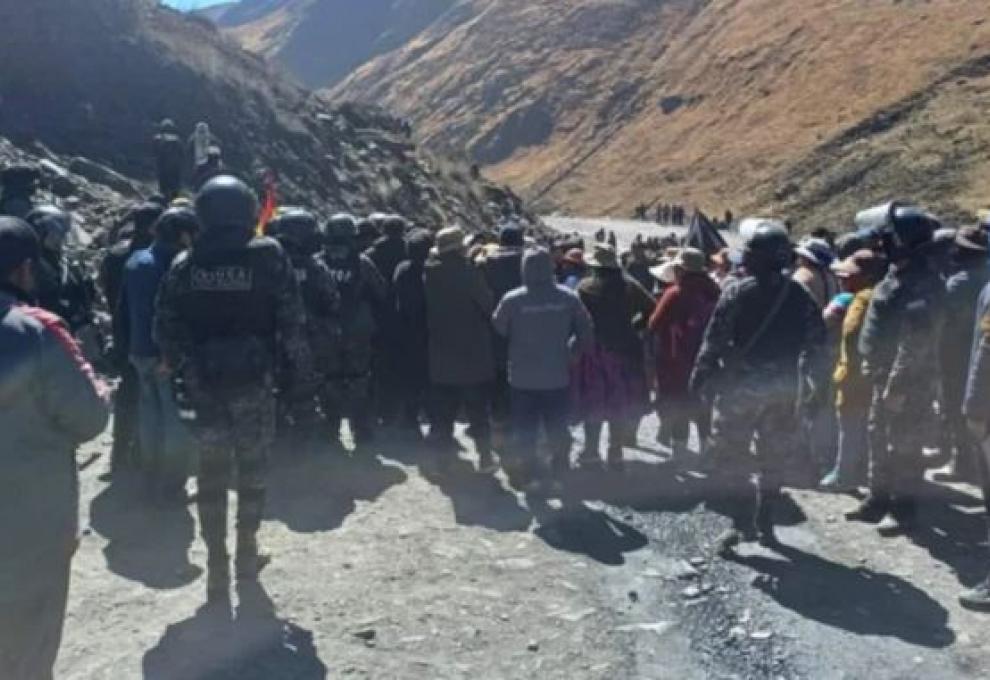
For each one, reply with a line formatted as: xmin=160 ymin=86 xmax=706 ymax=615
xmin=820 ymin=249 xmax=887 ymax=491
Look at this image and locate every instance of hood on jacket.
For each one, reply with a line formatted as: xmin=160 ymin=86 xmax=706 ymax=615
xmin=522 ymin=248 xmax=555 ymax=288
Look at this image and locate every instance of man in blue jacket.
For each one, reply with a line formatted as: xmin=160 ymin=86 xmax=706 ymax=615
xmin=493 ymin=248 xmax=593 ymax=490
xmin=117 ymin=207 xmax=199 ymax=502
xmin=0 ymin=217 xmax=109 ymax=679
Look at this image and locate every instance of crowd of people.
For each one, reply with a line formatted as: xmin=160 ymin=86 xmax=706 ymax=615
xmin=5 ymin=148 xmax=990 ymax=676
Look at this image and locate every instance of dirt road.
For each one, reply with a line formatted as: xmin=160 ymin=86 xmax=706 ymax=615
xmin=57 ymin=416 xmax=990 ymax=679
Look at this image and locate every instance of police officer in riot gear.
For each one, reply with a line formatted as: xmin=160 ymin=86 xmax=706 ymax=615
xmin=319 ymin=213 xmax=387 ymax=446
xmin=266 ymin=208 xmax=339 ymax=450
xmin=691 ymin=221 xmax=827 ymax=554
xmin=155 ymin=175 xmax=312 ymax=602
xmin=847 ymin=202 xmax=944 ymax=535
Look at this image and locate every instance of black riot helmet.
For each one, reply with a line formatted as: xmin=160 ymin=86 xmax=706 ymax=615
xmin=194 ymin=175 xmax=258 ymax=236
xmin=25 ymin=205 xmax=72 ymax=254
xmin=742 ymin=221 xmax=793 ymax=276
xmin=325 ymin=213 xmax=358 ymax=242
xmin=356 ymin=216 xmax=380 ymax=250
xmin=324 ymin=213 xmax=358 ymax=263
xmin=855 ymin=200 xmax=937 ymax=261
xmin=268 ymin=207 xmax=321 ymax=255
xmin=382 ymin=214 xmax=408 ymax=238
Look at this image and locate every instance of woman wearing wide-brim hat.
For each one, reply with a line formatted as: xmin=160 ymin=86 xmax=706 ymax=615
xmin=572 ymin=244 xmax=656 ymax=471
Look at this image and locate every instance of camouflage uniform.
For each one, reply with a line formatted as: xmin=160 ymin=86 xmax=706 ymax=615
xmin=859 ymin=258 xmax=944 ymax=510
xmin=318 ymin=252 xmax=386 ymax=443
xmin=691 ymin=274 xmax=826 ymax=540
xmin=155 ymin=233 xmax=311 ymax=589
xmin=279 ymin=252 xmax=339 ymax=443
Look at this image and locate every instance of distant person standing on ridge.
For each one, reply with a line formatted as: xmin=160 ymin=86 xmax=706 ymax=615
xmin=153 ymin=119 xmax=184 ymax=201
xmin=193 ymin=147 xmax=224 ymax=192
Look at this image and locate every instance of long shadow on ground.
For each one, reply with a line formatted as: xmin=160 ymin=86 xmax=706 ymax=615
xmin=89 ymin=478 xmax=200 ymax=589
xmin=529 ymin=497 xmax=648 ymax=566
xmin=908 ymin=480 xmax=990 ymax=587
xmin=265 ymin=448 xmax=407 ymax=534
xmin=142 ymin=582 xmax=326 ymax=679
xmin=728 ymin=543 xmax=956 ymax=648
xmin=422 ymin=453 xmax=534 ymax=533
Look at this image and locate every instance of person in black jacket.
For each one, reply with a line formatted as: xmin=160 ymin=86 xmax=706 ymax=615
xmin=153 ymin=119 xmax=184 ymax=201
xmin=99 ymin=202 xmax=163 ymax=474
xmin=393 ymin=228 xmax=435 ymax=438
xmin=366 ymin=215 xmax=409 ymax=429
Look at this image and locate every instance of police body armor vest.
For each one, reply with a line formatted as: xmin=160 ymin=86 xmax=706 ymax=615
xmin=173 ymin=237 xmax=285 ymax=389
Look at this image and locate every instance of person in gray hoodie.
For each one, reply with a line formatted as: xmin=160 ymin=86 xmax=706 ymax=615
xmin=493 ymin=248 xmax=593 ymax=488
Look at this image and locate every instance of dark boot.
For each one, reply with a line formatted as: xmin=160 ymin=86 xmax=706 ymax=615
xmin=844 ymin=492 xmax=891 ymax=523
xmin=717 ymin=491 xmax=758 ymax=557
xmin=878 ymin=496 xmax=917 ymax=537
xmin=579 ymin=422 xmax=603 ymax=468
xmin=199 ymin=491 xmax=230 ymax=602
xmin=206 ymin=547 xmax=231 ymax=602
xmin=756 ymin=489 xmax=780 ymax=548
xmin=235 ymin=531 xmax=271 ymax=582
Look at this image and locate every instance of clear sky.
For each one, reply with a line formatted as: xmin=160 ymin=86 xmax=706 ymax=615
xmin=163 ymin=0 xmax=236 ymax=10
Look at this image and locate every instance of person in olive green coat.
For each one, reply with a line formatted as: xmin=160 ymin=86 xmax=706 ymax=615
xmin=424 ymin=226 xmax=497 ymax=470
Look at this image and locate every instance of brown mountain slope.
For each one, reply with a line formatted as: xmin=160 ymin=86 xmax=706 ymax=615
xmin=226 ymin=0 xmax=456 ymax=88
xmin=329 ymin=0 xmax=990 ymax=226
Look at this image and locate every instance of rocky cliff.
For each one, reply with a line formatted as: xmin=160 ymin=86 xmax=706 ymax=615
xmin=0 ymin=0 xmax=523 ymax=231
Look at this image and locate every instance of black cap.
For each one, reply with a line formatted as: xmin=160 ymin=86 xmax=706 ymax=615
xmin=0 ymin=216 xmax=40 ymax=276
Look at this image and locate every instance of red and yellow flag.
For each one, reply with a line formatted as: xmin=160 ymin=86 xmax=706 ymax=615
xmin=256 ymin=170 xmax=277 ymax=236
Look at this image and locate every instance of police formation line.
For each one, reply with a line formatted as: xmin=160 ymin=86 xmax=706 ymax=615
xmin=4 ymin=167 xmax=990 ymax=676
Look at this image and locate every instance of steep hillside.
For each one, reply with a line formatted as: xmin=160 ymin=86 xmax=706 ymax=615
xmin=326 ymin=0 xmax=990 ymax=227
xmin=225 ymin=0 xmax=456 ymax=88
xmin=0 ymin=0 xmax=523 ymax=230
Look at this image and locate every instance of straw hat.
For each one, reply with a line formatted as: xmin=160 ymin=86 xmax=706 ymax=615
xmin=433 ymin=226 xmax=466 ymax=255
xmin=672 ymin=247 xmax=706 ymax=273
xmin=586 ymin=243 xmax=619 ymax=269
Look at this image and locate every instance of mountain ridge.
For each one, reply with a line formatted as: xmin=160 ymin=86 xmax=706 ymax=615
xmin=204 ymin=0 xmax=990 ymax=227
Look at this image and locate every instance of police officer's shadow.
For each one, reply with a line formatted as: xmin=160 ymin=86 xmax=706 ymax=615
xmin=142 ymin=582 xmax=327 ymax=679
xmin=726 ymin=542 xmax=956 ymax=648
xmin=903 ymin=479 xmax=990 ymax=588
xmin=264 ymin=445 xmax=408 ymax=533
xmin=89 ymin=480 xmax=201 ymax=590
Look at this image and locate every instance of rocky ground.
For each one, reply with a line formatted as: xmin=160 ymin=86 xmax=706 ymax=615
xmin=57 ymin=414 xmax=990 ymax=679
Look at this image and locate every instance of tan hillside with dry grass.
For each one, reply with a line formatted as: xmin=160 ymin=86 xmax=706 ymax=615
xmin=323 ymin=0 xmax=990 ymax=228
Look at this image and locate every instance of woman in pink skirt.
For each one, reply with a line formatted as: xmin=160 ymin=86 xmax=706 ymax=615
xmin=573 ymin=244 xmax=656 ymax=471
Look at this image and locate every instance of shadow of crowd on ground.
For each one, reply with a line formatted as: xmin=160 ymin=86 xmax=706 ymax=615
xmin=86 ymin=419 xmax=985 ymax=677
